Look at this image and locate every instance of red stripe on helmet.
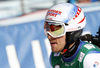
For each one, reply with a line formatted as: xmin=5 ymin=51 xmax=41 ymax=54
xmin=78 ymin=16 xmax=85 ymax=24
xmin=73 ymin=6 xmax=82 ymax=20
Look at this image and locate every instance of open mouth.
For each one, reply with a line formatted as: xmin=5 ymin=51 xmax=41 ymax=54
xmin=50 ymin=42 xmax=57 ymax=46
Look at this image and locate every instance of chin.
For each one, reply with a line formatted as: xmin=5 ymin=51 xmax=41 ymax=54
xmin=52 ymin=49 xmax=60 ymax=53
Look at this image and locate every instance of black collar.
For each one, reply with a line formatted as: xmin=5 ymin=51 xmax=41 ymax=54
xmin=62 ymin=39 xmax=80 ymax=58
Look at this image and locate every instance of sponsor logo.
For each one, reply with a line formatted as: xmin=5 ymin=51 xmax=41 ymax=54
xmin=55 ymin=65 xmax=60 ymax=68
xmin=78 ymin=52 xmax=85 ymax=62
xmin=65 ymin=63 xmax=69 ymax=66
xmin=67 ymin=26 xmax=81 ymax=31
xmin=67 ymin=27 xmax=78 ymax=31
xmin=71 ymin=61 xmax=75 ymax=66
xmin=47 ymin=10 xmax=62 ymax=17
xmin=84 ymin=44 xmax=95 ymax=50
xmin=93 ymin=61 xmax=100 ymax=68
xmin=68 ymin=11 xmax=75 ymax=20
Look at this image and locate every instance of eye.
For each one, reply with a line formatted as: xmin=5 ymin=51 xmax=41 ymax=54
xmin=50 ymin=25 xmax=55 ymax=31
xmin=50 ymin=25 xmax=62 ymax=31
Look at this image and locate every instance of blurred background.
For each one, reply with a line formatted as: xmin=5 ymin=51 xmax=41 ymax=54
xmin=0 ymin=0 xmax=100 ymax=68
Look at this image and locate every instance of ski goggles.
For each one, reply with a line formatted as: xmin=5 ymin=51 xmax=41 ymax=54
xmin=44 ymin=21 xmax=66 ymax=38
xmin=44 ymin=20 xmax=85 ymax=38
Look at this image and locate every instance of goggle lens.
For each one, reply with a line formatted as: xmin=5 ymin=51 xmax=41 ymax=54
xmin=44 ymin=22 xmax=65 ymax=37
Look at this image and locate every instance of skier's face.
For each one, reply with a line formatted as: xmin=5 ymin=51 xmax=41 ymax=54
xmin=47 ymin=34 xmax=66 ymax=52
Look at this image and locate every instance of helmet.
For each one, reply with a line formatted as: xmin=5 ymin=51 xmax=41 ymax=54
xmin=44 ymin=3 xmax=86 ymax=37
xmin=44 ymin=3 xmax=86 ymax=53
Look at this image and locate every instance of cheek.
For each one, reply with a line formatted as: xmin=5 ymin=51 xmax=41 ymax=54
xmin=58 ymin=37 xmax=66 ymax=47
xmin=61 ymin=40 xmax=66 ymax=46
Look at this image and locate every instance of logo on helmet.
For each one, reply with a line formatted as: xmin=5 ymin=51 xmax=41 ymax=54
xmin=67 ymin=27 xmax=78 ymax=31
xmin=47 ymin=10 xmax=62 ymax=17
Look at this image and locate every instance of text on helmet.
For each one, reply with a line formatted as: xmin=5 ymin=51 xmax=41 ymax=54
xmin=47 ymin=10 xmax=62 ymax=17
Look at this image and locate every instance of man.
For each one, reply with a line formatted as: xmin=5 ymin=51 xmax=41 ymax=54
xmin=44 ymin=3 xmax=100 ymax=68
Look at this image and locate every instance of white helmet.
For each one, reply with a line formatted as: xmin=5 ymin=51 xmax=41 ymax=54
xmin=45 ymin=3 xmax=86 ymax=32
xmin=44 ymin=2 xmax=86 ymax=37
xmin=44 ymin=3 xmax=86 ymax=53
